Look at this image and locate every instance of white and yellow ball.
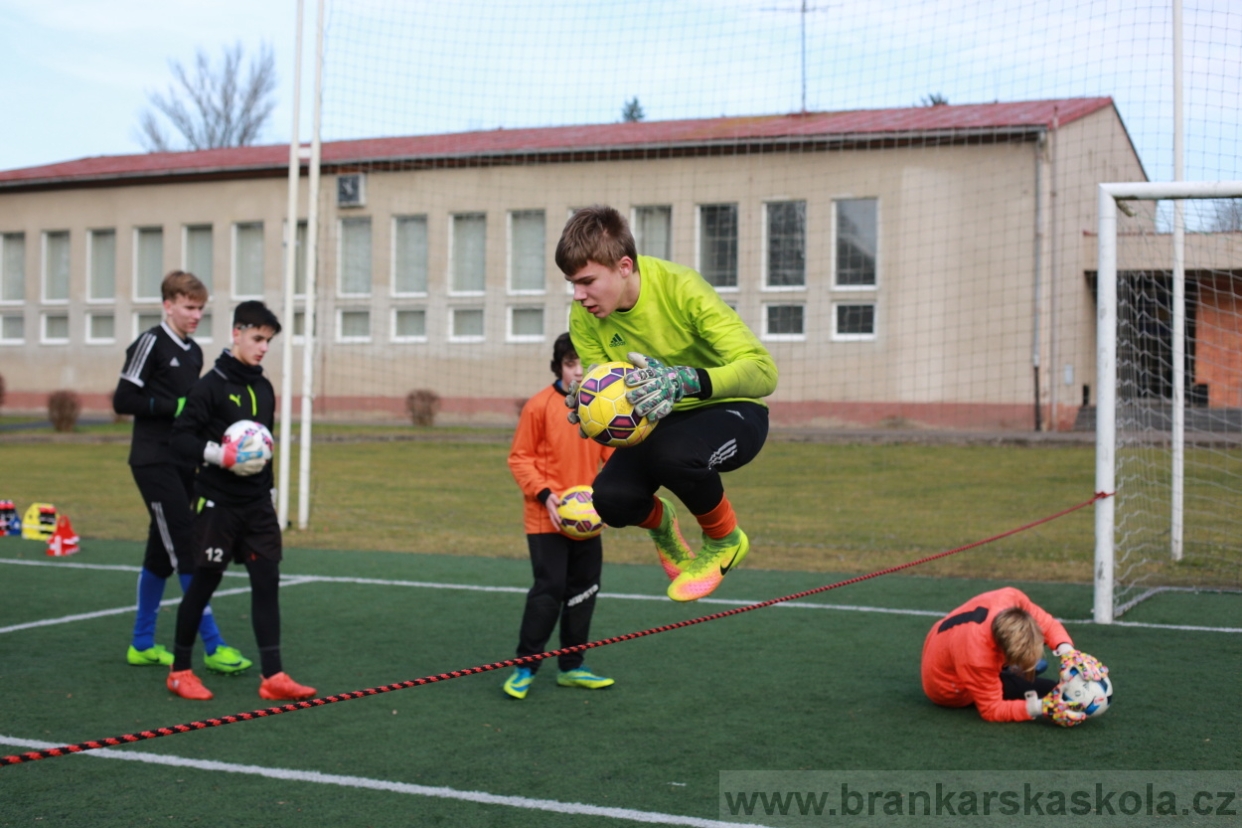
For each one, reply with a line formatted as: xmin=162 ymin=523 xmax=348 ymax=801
xmin=556 ymin=485 xmax=603 ymax=540
xmin=576 ymin=361 xmax=656 ymax=448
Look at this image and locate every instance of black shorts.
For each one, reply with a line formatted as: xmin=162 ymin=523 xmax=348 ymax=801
xmin=193 ymin=496 xmax=283 ymax=571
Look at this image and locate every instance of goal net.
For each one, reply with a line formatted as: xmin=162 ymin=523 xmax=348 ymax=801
xmin=1095 ymin=184 xmax=1242 ymax=622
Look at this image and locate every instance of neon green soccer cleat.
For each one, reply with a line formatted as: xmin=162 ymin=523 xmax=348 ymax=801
xmin=127 ymin=644 xmax=174 ymax=666
xmin=556 ymin=667 xmax=615 ymax=690
xmin=648 ymin=497 xmax=695 ymax=580
xmin=667 ymin=527 xmax=749 ymax=602
xmin=503 ymin=666 xmax=535 ymax=699
xmin=204 ymin=645 xmax=253 ymax=675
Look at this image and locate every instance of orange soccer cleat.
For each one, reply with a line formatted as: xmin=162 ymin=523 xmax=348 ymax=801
xmin=167 ymin=669 xmax=214 ymax=700
xmin=258 ymin=672 xmax=317 ymax=701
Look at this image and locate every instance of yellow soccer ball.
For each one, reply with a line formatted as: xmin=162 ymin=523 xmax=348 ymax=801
xmin=576 ymin=361 xmax=656 ymax=448
xmin=556 ymin=485 xmax=604 ymax=540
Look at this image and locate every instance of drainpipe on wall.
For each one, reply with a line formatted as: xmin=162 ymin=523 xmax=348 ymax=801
xmin=1048 ymin=107 xmax=1061 ymax=431
xmin=1032 ymin=128 xmax=1047 ymax=432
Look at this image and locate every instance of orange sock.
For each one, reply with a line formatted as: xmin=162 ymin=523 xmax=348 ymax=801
xmin=696 ymin=496 xmax=737 ymax=540
xmin=637 ymin=497 xmax=664 ymax=530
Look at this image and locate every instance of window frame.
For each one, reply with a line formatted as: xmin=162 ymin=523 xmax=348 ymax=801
xmin=335 ymin=307 xmax=373 ymax=344
xmin=182 ymin=223 xmax=214 ymax=294
xmin=0 ymin=232 xmax=26 ymax=305
xmin=762 ymin=199 xmax=807 ymax=292
xmin=696 ymin=203 xmax=739 ymax=292
xmin=632 ymin=205 xmax=673 ymax=261
xmin=337 ymin=215 xmax=373 ymax=298
xmin=391 ymin=214 xmax=429 ymax=298
xmin=507 ymin=209 xmax=547 ymax=296
xmin=132 ymin=226 xmax=165 ymax=302
xmin=833 ymin=198 xmax=879 ymax=291
xmin=506 ymin=305 xmax=545 ymax=343
xmin=42 ymin=230 xmax=71 ymax=305
xmin=831 ymin=301 xmax=878 ymax=341
xmin=85 ymin=311 xmax=117 ymax=345
xmin=448 ymin=212 xmax=487 ymax=297
xmin=390 ymin=307 xmax=428 ymax=344
xmin=761 ymin=302 xmax=807 ymax=342
xmin=0 ymin=312 xmax=25 ymax=345
xmin=448 ymin=306 xmax=485 ymax=343
xmin=231 ymin=221 xmax=265 ymax=300
xmin=40 ymin=311 xmax=70 ymax=344
xmin=87 ymin=228 xmax=117 ymax=304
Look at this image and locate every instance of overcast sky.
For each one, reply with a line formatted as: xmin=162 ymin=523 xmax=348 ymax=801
xmin=1 ymin=0 xmax=1238 ymax=183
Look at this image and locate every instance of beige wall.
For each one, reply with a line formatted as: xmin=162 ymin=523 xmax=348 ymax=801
xmin=0 ymin=109 xmax=1153 ymax=429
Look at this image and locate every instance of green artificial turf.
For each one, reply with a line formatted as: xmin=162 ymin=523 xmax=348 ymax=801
xmin=0 ymin=540 xmax=1238 ymax=826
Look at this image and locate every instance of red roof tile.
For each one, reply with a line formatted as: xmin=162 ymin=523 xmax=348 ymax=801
xmin=0 ymin=98 xmax=1112 ymax=189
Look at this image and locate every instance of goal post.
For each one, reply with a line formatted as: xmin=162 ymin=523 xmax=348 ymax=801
xmin=1094 ymin=181 xmax=1242 ymax=623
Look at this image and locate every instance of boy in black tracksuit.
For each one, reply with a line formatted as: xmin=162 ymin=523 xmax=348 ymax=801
xmin=166 ymin=300 xmax=315 ymax=702
xmin=113 ymin=270 xmax=249 ymax=674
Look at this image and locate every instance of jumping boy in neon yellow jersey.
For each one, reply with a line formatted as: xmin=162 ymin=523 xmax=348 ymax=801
xmin=557 ymin=205 xmax=778 ymax=602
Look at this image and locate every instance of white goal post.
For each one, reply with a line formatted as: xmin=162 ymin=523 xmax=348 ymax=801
xmin=1094 ymin=181 xmax=1242 ymax=623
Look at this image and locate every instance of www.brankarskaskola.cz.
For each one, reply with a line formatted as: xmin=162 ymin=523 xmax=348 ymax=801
xmin=725 ymin=783 xmax=1239 ymax=818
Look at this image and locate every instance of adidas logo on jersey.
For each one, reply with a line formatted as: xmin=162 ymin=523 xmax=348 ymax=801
xmin=170 ymin=357 xmax=180 ymax=367
xmin=609 ymin=333 xmax=626 ymax=347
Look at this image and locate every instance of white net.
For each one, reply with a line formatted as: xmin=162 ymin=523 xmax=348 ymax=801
xmin=279 ymin=1 xmax=1241 ymax=544
xmin=1112 ymin=196 xmax=1242 ymax=615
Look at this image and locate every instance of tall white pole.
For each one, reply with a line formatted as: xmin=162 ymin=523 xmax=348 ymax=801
xmin=297 ymin=0 xmax=325 ymax=530
xmin=1094 ymin=186 xmax=1118 ymax=625
xmin=1171 ymin=0 xmax=1186 ymax=561
xmin=277 ymin=0 xmax=304 ymax=529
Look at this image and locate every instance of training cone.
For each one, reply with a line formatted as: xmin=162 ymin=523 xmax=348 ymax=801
xmin=46 ymin=514 xmax=79 ymax=557
xmin=22 ymin=503 xmax=56 ymax=540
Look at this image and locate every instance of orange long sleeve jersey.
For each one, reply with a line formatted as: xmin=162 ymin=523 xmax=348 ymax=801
xmin=508 ymin=383 xmax=613 ymax=535
xmin=921 ymin=587 xmax=1072 ymax=722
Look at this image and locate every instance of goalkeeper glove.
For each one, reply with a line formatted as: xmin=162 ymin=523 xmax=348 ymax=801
xmin=623 ymin=352 xmax=702 ymax=421
xmin=203 ymin=440 xmax=267 ymax=477
xmin=1054 ymin=644 xmax=1108 ymax=682
xmin=175 ymin=397 xmax=186 ymax=417
xmin=563 ymin=367 xmax=595 ymax=438
xmin=1038 ymin=686 xmax=1089 ymax=727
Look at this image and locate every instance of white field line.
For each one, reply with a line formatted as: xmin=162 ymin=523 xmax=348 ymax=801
xmin=3 ymin=557 xmax=1239 ymax=634
xmin=0 ymin=736 xmax=768 ymax=828
xmin=0 ymin=575 xmax=316 ymax=636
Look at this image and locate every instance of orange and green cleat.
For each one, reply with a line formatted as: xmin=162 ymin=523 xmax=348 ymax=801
xmin=259 ymin=672 xmax=317 ymax=701
xmin=648 ymin=497 xmax=695 ymax=580
xmin=667 ymin=527 xmax=749 ymax=602
xmin=167 ymin=668 xmax=214 ymax=701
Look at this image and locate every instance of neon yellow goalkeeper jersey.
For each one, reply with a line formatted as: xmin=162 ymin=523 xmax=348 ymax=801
xmin=569 ymin=256 xmax=778 ymax=411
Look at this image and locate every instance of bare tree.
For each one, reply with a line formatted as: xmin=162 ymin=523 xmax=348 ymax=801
xmin=1207 ymin=199 xmax=1242 ymax=232
xmin=137 ymin=42 xmax=278 ymax=152
xmin=622 ymin=97 xmax=646 ymax=123
xmin=921 ymin=92 xmax=949 ymax=107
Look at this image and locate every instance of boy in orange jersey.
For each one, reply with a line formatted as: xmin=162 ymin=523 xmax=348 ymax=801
xmin=921 ymin=586 xmax=1108 ymax=726
xmin=502 ymin=333 xmax=615 ymax=699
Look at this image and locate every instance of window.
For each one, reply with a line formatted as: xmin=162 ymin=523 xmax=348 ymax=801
xmin=507 ymin=306 xmax=544 ymax=342
xmin=451 ymin=213 xmax=486 ymax=294
xmin=185 ymin=225 xmax=213 ymax=291
xmin=197 ymin=312 xmax=213 ymax=344
xmin=836 ymin=199 xmax=877 ymax=287
xmin=292 ymin=310 xmax=312 ymax=344
xmin=234 ymin=222 xmax=264 ymax=297
xmin=337 ymin=309 xmax=371 ymax=343
xmin=134 ymin=227 xmax=163 ymax=300
xmin=135 ymin=311 xmax=162 ymax=334
xmin=43 ymin=231 xmax=70 ymax=302
xmin=0 ymin=313 xmax=24 ymax=344
xmin=393 ymin=215 xmax=428 ymax=296
xmin=634 ymin=206 xmax=672 ymax=260
xmin=88 ymin=230 xmax=116 ymax=301
xmin=392 ymin=308 xmax=427 ymax=342
xmin=766 ymin=201 xmax=806 ymax=288
xmin=450 ymin=307 xmax=484 ymax=341
xmin=763 ymin=304 xmax=805 ymax=340
xmin=41 ymin=312 xmax=69 ymax=343
xmin=699 ymin=204 xmax=737 ymax=288
xmin=509 ymin=210 xmax=545 ymax=293
xmin=86 ymin=312 xmax=115 ymax=344
xmin=2 ymin=233 xmax=25 ymax=303
xmin=833 ymin=302 xmax=877 ymax=340
xmin=339 ymin=217 xmax=372 ymax=296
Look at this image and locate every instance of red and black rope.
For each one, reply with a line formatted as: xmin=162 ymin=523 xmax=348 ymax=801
xmin=0 ymin=492 xmax=1107 ymax=767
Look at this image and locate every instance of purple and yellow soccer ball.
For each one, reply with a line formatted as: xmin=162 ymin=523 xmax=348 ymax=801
xmin=556 ymin=485 xmax=604 ymax=540
xmin=576 ymin=361 xmax=656 ymax=448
